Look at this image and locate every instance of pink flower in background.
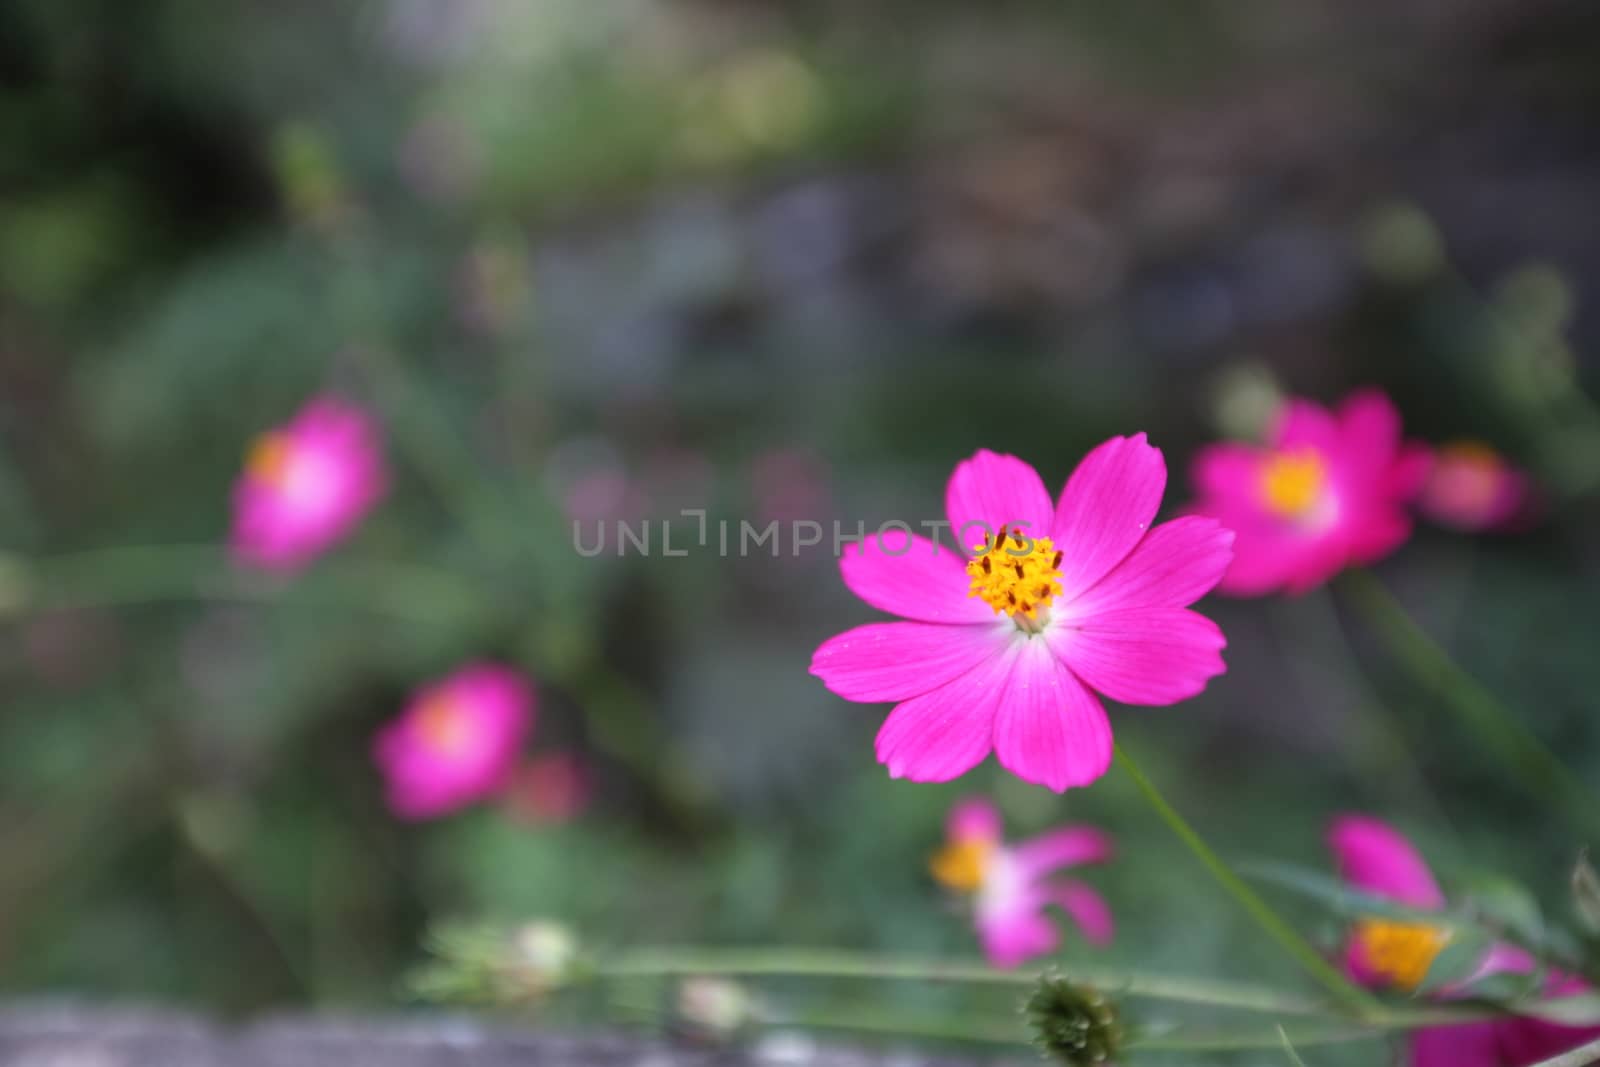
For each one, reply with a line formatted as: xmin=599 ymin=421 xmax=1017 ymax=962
xmin=1328 ymin=815 xmax=1600 ymax=1066
xmin=503 ymin=751 xmax=593 ymax=825
xmin=1189 ymin=389 xmax=1429 ymax=596
xmin=373 ymin=664 xmax=533 ymax=820
xmin=930 ymin=797 xmax=1114 ymax=968
xmin=1418 ymin=441 xmax=1534 ymax=533
xmin=231 ymin=397 xmax=387 ymax=571
xmin=811 ymin=439 xmax=1232 ymax=792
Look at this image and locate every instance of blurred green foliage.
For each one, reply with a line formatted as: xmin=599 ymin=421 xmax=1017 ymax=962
xmin=5 ymin=1 xmax=1600 ymax=1063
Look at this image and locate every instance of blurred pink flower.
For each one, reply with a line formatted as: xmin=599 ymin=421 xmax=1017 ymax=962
xmin=230 ymin=397 xmax=387 ymax=571
xmin=503 ymin=751 xmax=592 ymax=825
xmin=373 ymin=663 xmax=533 ymax=820
xmin=1327 ymin=814 xmax=1600 ymax=1066
xmin=930 ymin=797 xmax=1113 ymax=968
xmin=811 ymin=439 xmax=1232 ymax=792
xmin=1189 ymin=389 xmax=1429 ymax=596
xmin=1418 ymin=441 xmax=1534 ymax=533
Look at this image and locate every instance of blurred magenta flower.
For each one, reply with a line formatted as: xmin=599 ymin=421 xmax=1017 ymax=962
xmin=1328 ymin=815 xmax=1600 ymax=1066
xmin=811 ymin=439 xmax=1232 ymax=792
xmin=230 ymin=397 xmax=387 ymax=571
xmin=503 ymin=751 xmax=592 ymax=825
xmin=1190 ymin=389 xmax=1429 ymax=595
xmin=373 ymin=664 xmax=533 ymax=820
xmin=930 ymin=797 xmax=1113 ymax=968
xmin=1418 ymin=441 xmax=1534 ymax=533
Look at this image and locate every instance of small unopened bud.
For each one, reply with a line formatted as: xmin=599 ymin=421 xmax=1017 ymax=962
xmin=677 ymin=977 xmax=760 ymax=1041
xmin=507 ymin=921 xmax=579 ymax=995
xmin=1024 ymin=975 xmax=1124 ymax=1066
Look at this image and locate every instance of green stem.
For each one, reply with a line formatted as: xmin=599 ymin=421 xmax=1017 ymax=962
xmin=1113 ymin=742 xmax=1383 ymax=1018
xmin=4 ymin=544 xmax=492 ymax=627
xmin=1342 ymin=569 xmax=1600 ymax=843
xmin=596 ymin=948 xmax=1500 ymax=1054
xmin=594 ymin=946 xmax=1445 ymax=1022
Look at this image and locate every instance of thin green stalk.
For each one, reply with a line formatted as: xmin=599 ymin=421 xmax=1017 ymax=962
xmin=596 ymin=946 xmax=1391 ymax=1020
xmin=1113 ymin=743 xmax=1383 ymax=1018
xmin=5 ymin=543 xmax=491 ymax=627
xmin=1342 ymin=569 xmax=1600 ymax=842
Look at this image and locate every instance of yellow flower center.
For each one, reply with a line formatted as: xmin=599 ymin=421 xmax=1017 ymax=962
xmin=1260 ymin=449 xmax=1327 ymax=519
xmin=246 ymin=432 xmax=294 ymax=488
xmin=1354 ymin=918 xmax=1451 ymax=990
xmin=929 ymin=838 xmax=994 ymax=893
xmin=416 ymin=697 xmax=472 ymax=757
xmin=965 ymin=528 xmax=1063 ymax=621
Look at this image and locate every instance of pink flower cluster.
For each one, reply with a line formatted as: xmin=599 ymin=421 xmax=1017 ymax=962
xmin=1329 ymin=816 xmax=1600 ymax=1067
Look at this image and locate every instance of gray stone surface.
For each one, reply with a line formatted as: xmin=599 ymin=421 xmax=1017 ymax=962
xmin=0 ymin=1005 xmax=1019 ymax=1067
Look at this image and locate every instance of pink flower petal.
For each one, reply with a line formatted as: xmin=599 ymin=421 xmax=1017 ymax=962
xmin=1011 ymin=827 xmax=1115 ymax=878
xmin=976 ymin=905 xmax=1060 ymax=970
xmin=811 ymin=621 xmax=1011 ymax=703
xmin=944 ymin=450 xmax=1055 ymax=555
xmin=1408 ymin=1023 xmax=1504 ymax=1067
xmin=1191 ymin=443 xmax=1264 ymax=504
xmin=1274 ymin=399 xmax=1341 ymax=454
xmin=875 ymin=643 xmax=1019 ymax=782
xmin=1065 ymin=516 xmax=1234 ymax=616
xmin=1049 ymin=879 xmax=1115 ymax=947
xmin=947 ymin=797 xmax=1003 ymax=844
xmin=1051 ymin=434 xmax=1168 ymax=601
xmin=991 ymin=639 xmax=1113 ymax=792
xmin=1326 ymin=815 xmax=1445 ymax=909
xmin=839 ymin=529 xmax=995 ymax=624
xmin=1336 ymin=388 xmax=1402 ymax=480
xmin=1048 ymin=608 xmax=1227 ymax=706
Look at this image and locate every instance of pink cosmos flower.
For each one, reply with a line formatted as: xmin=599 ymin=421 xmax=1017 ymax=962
xmin=930 ymin=797 xmax=1114 ymax=968
xmin=810 ymin=438 xmax=1233 ymax=791
xmin=1328 ymin=815 xmax=1600 ymax=1066
xmin=1418 ymin=441 xmax=1535 ymax=533
xmin=231 ymin=397 xmax=387 ymax=571
xmin=373 ymin=663 xmax=534 ymax=820
xmin=1189 ymin=390 xmax=1429 ymax=596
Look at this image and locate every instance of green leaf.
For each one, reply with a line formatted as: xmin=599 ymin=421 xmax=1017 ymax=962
xmin=1242 ymin=862 xmax=1451 ymax=924
xmin=1512 ymin=992 xmax=1600 ymax=1027
xmin=1416 ymin=926 xmax=1494 ymax=995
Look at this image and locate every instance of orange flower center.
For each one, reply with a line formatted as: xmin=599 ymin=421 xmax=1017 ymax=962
xmin=965 ymin=528 xmax=1063 ymax=622
xmin=929 ymin=838 xmax=995 ymax=893
xmin=1354 ymin=918 xmax=1451 ymax=990
xmin=1260 ymin=449 xmax=1327 ymax=519
xmin=245 ymin=432 xmax=294 ymax=488
xmin=416 ymin=697 xmax=472 ymax=757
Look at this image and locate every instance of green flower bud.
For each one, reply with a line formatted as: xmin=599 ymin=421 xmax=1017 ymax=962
xmin=1024 ymin=974 xmax=1123 ymax=1066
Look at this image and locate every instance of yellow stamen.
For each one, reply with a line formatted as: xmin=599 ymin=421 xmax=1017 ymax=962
xmin=930 ymin=838 xmax=994 ymax=893
xmin=246 ymin=432 xmax=294 ymax=488
xmin=1354 ymin=918 xmax=1452 ymax=990
xmin=1260 ymin=449 xmax=1327 ymax=519
xmin=965 ymin=528 xmax=1063 ymax=621
xmin=416 ymin=697 xmax=472 ymax=757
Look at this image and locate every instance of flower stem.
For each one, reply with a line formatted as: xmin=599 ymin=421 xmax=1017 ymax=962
xmin=2 ymin=543 xmax=492 ymax=627
xmin=600 ymin=946 xmax=1328 ymax=1015
xmin=1112 ymin=742 xmax=1383 ymax=1019
xmin=1342 ymin=569 xmax=1600 ymax=842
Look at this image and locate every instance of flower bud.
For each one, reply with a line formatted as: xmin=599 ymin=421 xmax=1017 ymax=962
xmin=1024 ymin=975 xmax=1123 ymax=1066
